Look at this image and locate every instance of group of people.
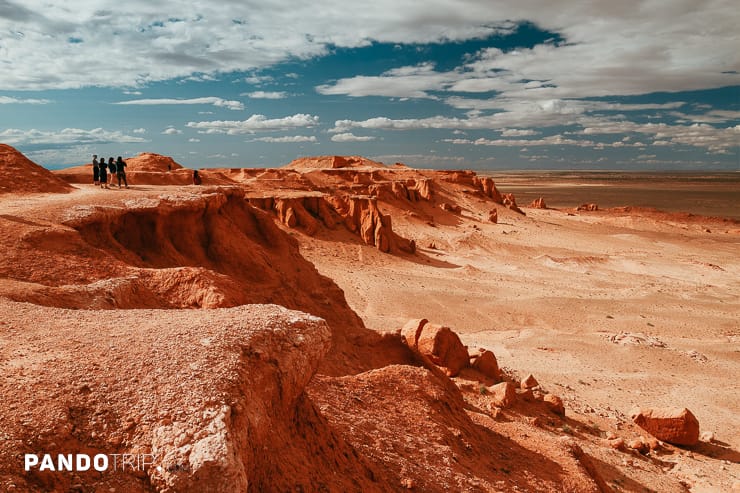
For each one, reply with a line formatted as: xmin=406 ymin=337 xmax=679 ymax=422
xmin=93 ymin=155 xmax=128 ymax=189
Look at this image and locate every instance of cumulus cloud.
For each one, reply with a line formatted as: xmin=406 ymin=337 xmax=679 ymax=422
xmin=132 ymin=128 xmax=146 ymax=134
xmin=187 ymin=113 xmax=319 ymax=134
xmin=330 ymin=132 xmax=376 ymax=142
xmin=3 ymin=1 xmax=733 ymax=97
xmin=251 ymin=135 xmax=317 ymax=143
xmin=243 ymin=91 xmax=288 ymax=99
xmin=0 ymin=127 xmax=147 ymax=145
xmin=116 ymin=97 xmax=244 ymax=111
xmin=0 ymin=96 xmax=51 ymax=104
xmin=162 ymin=127 xmax=182 ymax=135
xmin=501 ymin=128 xmax=539 ymax=137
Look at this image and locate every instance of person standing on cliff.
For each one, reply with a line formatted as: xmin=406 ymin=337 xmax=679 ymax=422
xmin=92 ymin=155 xmax=99 ymax=186
xmin=116 ymin=156 xmax=128 ymax=189
xmin=99 ymin=157 xmax=108 ymax=189
xmin=107 ymin=157 xmax=116 ymax=187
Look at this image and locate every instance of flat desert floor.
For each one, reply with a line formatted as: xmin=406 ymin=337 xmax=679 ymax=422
xmin=300 ymin=176 xmax=740 ymax=491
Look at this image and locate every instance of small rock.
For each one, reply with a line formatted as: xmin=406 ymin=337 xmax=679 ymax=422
xmin=544 ymin=394 xmax=565 ymax=416
xmin=488 ymin=209 xmax=498 ymax=223
xmin=627 ymin=438 xmax=649 ymax=454
xmin=521 ymin=374 xmax=539 ymax=389
xmin=608 ymin=437 xmax=625 ymax=450
xmin=700 ymin=431 xmax=715 ymax=443
xmin=517 ymin=388 xmax=535 ymax=402
xmin=401 ymin=478 xmax=415 ymax=489
xmin=645 ymin=436 xmax=661 ymax=451
xmin=488 ymin=382 xmax=517 ymax=408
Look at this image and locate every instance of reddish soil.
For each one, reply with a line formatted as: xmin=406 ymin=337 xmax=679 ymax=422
xmin=1 ymin=147 xmax=738 ymax=492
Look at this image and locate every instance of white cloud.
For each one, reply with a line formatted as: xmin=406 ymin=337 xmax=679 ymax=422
xmin=0 ymin=1 xmax=736 ymax=96
xmin=243 ymin=91 xmax=288 ymax=99
xmin=162 ymin=127 xmax=182 ymax=135
xmin=188 ymin=137 xmax=200 ymax=142
xmin=444 ymin=135 xmax=596 ymax=147
xmin=501 ymin=128 xmax=539 ymax=137
xmin=317 ymin=63 xmax=449 ymax=99
xmin=0 ymin=127 xmax=147 ymax=145
xmin=116 ymin=97 xmax=244 ymax=111
xmin=330 ymin=132 xmax=376 ymax=142
xmin=132 ymin=128 xmax=147 ymax=134
xmin=0 ymin=96 xmax=50 ymax=104
xmin=187 ymin=113 xmax=319 ymax=134
xmin=251 ymin=135 xmax=317 ymax=143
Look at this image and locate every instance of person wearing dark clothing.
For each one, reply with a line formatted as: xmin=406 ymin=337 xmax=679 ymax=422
xmin=193 ymin=169 xmax=202 ymax=185
xmin=99 ymin=157 xmax=108 ymax=189
xmin=92 ymin=155 xmax=99 ymax=185
xmin=116 ymin=156 xmax=128 ymax=188
xmin=108 ymin=157 xmax=116 ymax=186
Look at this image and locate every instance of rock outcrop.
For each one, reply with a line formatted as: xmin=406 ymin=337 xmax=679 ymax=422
xmin=0 ymin=143 xmax=73 ymax=194
xmin=529 ymin=197 xmax=547 ymax=209
xmin=401 ymin=319 xmax=469 ymax=377
xmin=286 ymin=155 xmax=388 ymax=170
xmin=630 ymin=407 xmax=700 ymax=446
xmin=502 ymin=193 xmax=525 ymax=214
xmin=577 ymin=203 xmax=599 ymax=212
xmin=0 ymin=300 xmax=383 ymax=492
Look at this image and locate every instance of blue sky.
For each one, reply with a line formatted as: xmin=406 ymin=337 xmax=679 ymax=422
xmin=0 ymin=1 xmax=738 ymax=170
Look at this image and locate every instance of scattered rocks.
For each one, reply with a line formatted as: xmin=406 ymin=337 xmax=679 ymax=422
xmin=630 ymin=407 xmax=700 ymax=446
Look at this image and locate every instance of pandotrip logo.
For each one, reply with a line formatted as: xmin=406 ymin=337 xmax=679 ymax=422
xmin=24 ymin=453 xmax=154 ymax=473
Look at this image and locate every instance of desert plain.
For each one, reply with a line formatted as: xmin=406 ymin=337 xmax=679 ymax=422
xmin=0 ymin=145 xmax=738 ymax=492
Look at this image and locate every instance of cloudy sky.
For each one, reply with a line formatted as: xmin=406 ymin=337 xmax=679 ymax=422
xmin=0 ymin=0 xmax=738 ymax=170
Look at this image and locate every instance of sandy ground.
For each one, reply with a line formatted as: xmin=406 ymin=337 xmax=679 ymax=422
xmin=2 ymin=150 xmax=739 ymax=491
xmin=300 ymin=188 xmax=740 ymax=491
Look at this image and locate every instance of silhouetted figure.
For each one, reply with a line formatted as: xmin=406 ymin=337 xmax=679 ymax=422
xmin=108 ymin=157 xmax=116 ymax=186
xmin=99 ymin=157 xmax=108 ymax=189
xmin=92 ymin=154 xmax=99 ymax=185
xmin=116 ymin=156 xmax=128 ymax=188
xmin=193 ymin=169 xmax=202 ymax=185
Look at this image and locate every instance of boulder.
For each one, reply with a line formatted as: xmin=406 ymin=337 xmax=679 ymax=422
xmin=577 ymin=203 xmax=599 ymax=212
xmin=402 ymin=319 xmax=469 ymax=377
xmin=521 ymin=374 xmax=539 ymax=389
xmin=488 ymin=382 xmax=517 ymax=408
xmin=544 ymin=394 xmax=565 ymax=416
xmin=488 ymin=209 xmax=498 ymax=223
xmin=470 ymin=349 xmax=501 ymax=381
xmin=630 ymin=407 xmax=700 ymax=446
